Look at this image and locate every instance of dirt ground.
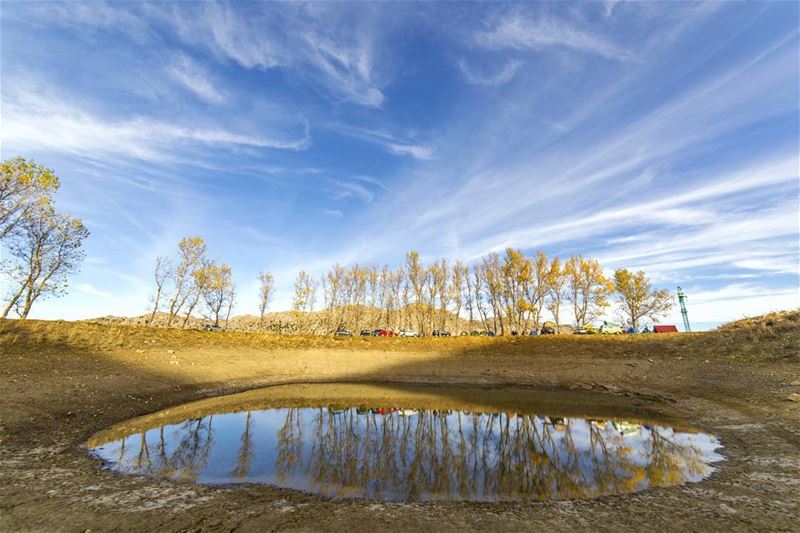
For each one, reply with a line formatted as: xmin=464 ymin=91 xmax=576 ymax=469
xmin=1 ymin=317 xmax=798 ymax=532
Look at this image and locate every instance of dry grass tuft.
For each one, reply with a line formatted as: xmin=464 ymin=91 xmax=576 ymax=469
xmin=717 ymin=309 xmax=799 ymax=337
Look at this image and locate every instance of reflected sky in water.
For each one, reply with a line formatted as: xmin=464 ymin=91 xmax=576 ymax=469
xmin=89 ymin=406 xmax=723 ymax=501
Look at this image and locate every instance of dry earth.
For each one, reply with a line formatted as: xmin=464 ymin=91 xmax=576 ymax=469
xmin=1 ymin=314 xmax=798 ymax=532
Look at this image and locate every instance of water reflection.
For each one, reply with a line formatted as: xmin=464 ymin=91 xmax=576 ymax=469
xmin=89 ymin=406 xmax=723 ymax=501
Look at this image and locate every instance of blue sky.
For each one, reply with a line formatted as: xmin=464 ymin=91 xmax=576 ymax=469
xmin=1 ymin=1 xmax=798 ymax=328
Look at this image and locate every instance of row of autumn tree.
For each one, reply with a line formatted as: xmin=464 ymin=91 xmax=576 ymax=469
xmin=294 ymin=250 xmax=673 ymax=334
xmin=149 ymin=238 xmax=674 ymax=334
xmin=1 ymin=158 xmax=89 ymax=319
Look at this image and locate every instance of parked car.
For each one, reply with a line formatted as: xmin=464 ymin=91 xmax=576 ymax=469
xmin=573 ymin=325 xmax=597 ymax=335
xmin=203 ymin=324 xmax=223 ymax=332
xmin=398 ymin=329 xmax=419 ymax=337
xmin=360 ymin=329 xmax=372 ymax=336
xmin=334 ymin=328 xmax=353 ymax=336
xmin=600 ymin=322 xmax=623 ymax=335
xmin=432 ymin=329 xmax=451 ymax=337
xmin=540 ymin=321 xmax=557 ymax=335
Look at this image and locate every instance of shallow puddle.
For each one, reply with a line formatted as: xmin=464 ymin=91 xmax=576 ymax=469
xmin=86 ymin=384 xmax=724 ymax=502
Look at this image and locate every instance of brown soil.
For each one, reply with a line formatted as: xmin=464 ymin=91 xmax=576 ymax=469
xmin=1 ymin=315 xmax=798 ymax=532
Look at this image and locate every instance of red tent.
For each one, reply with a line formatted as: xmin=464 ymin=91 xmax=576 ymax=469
xmin=653 ymin=325 xmax=679 ymax=333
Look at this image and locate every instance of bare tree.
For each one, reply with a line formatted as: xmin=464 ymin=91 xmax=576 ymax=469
xmin=202 ymin=262 xmax=233 ymax=327
xmin=165 ymin=237 xmax=207 ymax=327
xmin=257 ymin=270 xmax=275 ymax=328
xmin=472 ymin=263 xmax=490 ymax=332
xmin=147 ymin=255 xmax=171 ymax=325
xmin=480 ymin=253 xmax=504 ymax=334
xmin=2 ymin=206 xmax=88 ymax=318
xmin=223 ymin=279 xmax=236 ymax=329
xmin=451 ymin=260 xmax=468 ymax=332
xmin=465 ymin=263 xmax=476 ymax=327
xmin=181 ymin=259 xmax=214 ymax=328
xmin=427 ymin=259 xmax=448 ymax=331
xmin=292 ymin=270 xmax=316 ymax=332
xmin=406 ymin=251 xmax=426 ymax=333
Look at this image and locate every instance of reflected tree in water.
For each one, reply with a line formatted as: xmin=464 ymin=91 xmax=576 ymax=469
xmin=231 ymin=412 xmax=255 ymax=479
xmin=94 ymin=408 xmax=719 ymax=502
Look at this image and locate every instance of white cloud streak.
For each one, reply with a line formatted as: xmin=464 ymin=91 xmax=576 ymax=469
xmin=167 ymin=53 xmax=226 ymax=104
xmin=160 ymin=2 xmax=387 ymax=107
xmin=330 ymin=180 xmax=375 ymax=203
xmin=1 ymin=87 xmax=311 ymax=162
xmin=457 ymin=59 xmax=523 ymax=86
xmin=328 ymin=124 xmax=435 ymax=160
xmin=476 ymin=13 xmax=633 ymax=61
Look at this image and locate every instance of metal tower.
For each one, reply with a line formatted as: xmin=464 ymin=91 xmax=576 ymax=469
xmin=677 ymin=286 xmax=690 ymax=332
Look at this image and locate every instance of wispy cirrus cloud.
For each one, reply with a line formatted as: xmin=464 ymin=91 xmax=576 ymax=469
xmin=397 ymin=34 xmax=799 ymax=247
xmin=329 ymin=180 xmax=375 ymax=203
xmin=321 ymin=208 xmax=344 ymax=218
xmin=156 ymin=2 xmax=387 ymax=107
xmin=167 ymin=53 xmax=226 ymax=104
xmin=386 ymin=143 xmax=435 ymax=160
xmin=475 ymin=13 xmax=633 ymax=61
xmin=352 ymin=175 xmax=391 ymax=193
xmin=328 ymin=123 xmax=435 ymax=160
xmin=10 ymin=1 xmax=389 ymax=108
xmin=1 ymin=86 xmax=311 ymax=162
xmin=457 ymin=58 xmax=523 ymax=87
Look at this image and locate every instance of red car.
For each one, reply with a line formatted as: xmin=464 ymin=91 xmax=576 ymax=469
xmin=373 ymin=329 xmax=396 ymax=337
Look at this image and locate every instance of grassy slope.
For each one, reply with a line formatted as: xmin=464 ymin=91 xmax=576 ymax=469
xmin=1 ymin=309 xmax=797 ymax=361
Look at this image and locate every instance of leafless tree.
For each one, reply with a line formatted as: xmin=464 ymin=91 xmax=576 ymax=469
xmin=257 ymin=270 xmax=275 ymax=328
xmin=147 ymin=255 xmax=171 ymax=325
xmin=2 ymin=206 xmax=88 ymax=319
xmin=165 ymin=237 xmax=207 ymax=327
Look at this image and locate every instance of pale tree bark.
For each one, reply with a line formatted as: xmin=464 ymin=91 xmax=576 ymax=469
xmin=147 ymin=255 xmax=170 ymax=326
xmin=165 ymin=237 xmax=207 ymax=327
xmin=1 ymin=207 xmax=88 ymax=319
xmin=257 ymin=270 xmax=274 ymax=329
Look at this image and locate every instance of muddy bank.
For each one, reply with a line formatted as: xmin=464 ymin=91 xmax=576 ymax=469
xmin=1 ymin=319 xmax=798 ymax=531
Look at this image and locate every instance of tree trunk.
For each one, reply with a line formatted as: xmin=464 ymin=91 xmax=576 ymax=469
xmin=1 ymin=283 xmax=26 ymax=318
xmin=147 ymin=286 xmax=162 ymax=326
